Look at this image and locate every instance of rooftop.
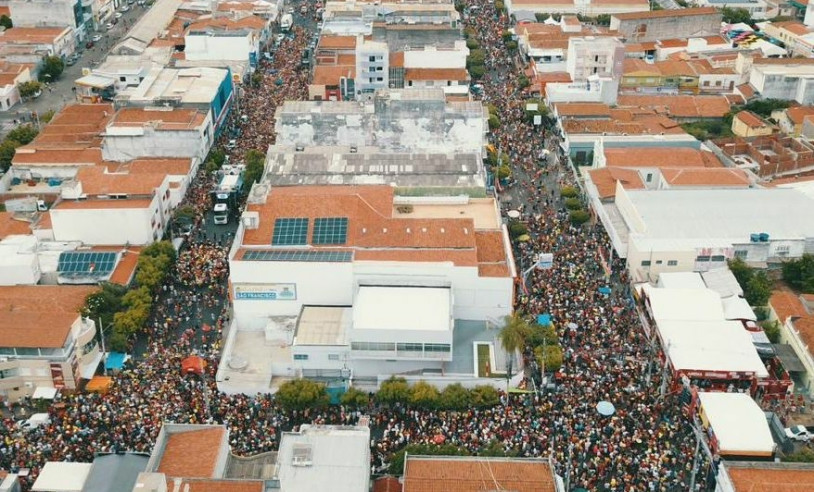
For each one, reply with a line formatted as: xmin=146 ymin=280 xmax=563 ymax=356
xmin=784 ymin=106 xmax=814 ymax=125
xmin=616 ymin=95 xmax=733 ymax=119
xmin=108 ymin=107 xmax=208 ymax=131
xmin=555 ymin=102 xmax=611 ymax=118
xmin=660 ymin=168 xmax=751 ymax=187
xmin=612 ymin=7 xmax=719 ymax=20
xmin=698 ymin=392 xmax=774 ymax=456
xmin=74 ymin=165 xmax=166 ymax=196
xmin=735 ymin=110 xmax=769 ymax=129
xmin=0 ymin=285 xmax=96 ymax=348
xmin=0 ymin=212 xmax=32 ymax=239
xmin=0 ymin=26 xmax=71 ymax=45
xmin=603 ymin=147 xmax=722 ymax=168
xmin=587 ymin=167 xmax=645 ymax=199
xmin=724 ymin=461 xmax=814 ymax=491
xmin=156 ymin=426 xmax=226 ymax=479
xmin=295 ymin=306 xmax=351 ymax=346
xmin=402 ymin=456 xmax=557 ymax=492
xmin=354 ymin=286 xmax=451 ymax=332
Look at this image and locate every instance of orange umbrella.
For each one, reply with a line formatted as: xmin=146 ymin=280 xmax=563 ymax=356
xmin=181 ymin=356 xmax=206 ymax=375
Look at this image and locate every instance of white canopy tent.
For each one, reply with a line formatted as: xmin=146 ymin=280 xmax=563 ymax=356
xmin=646 ymin=288 xmax=725 ymax=322
xmin=698 ymin=392 xmax=775 ymax=457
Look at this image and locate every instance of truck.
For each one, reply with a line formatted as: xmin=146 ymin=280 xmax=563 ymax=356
xmin=281 ymin=14 xmax=293 ymax=32
xmin=211 ymin=170 xmax=243 ymax=225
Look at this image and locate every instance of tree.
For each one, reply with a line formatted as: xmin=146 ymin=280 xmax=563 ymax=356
xmin=377 ymin=376 xmax=411 ymax=405
xmin=81 ymin=283 xmax=126 ymax=327
xmin=745 ymin=271 xmax=772 ymax=307
xmin=595 ymin=14 xmax=611 ymax=26
xmin=569 ymin=209 xmax=590 ymax=225
xmin=143 ymin=240 xmax=176 ymax=263
xmin=721 ymin=7 xmax=752 ymax=25
xmin=113 ymin=309 xmax=144 ymax=337
xmin=108 ymin=330 xmax=129 ymax=352
xmin=784 ymin=448 xmax=814 ymax=463
xmin=18 ymin=81 xmax=42 ymax=99
xmin=276 ymin=379 xmax=329 ymax=410
xmin=41 ymin=109 xmax=56 ymax=124
xmin=39 ymin=55 xmax=65 ymax=81
xmin=470 ymin=385 xmax=500 ymax=407
xmin=466 ymin=50 xmax=485 ymax=68
xmin=742 ymin=99 xmax=790 ymax=118
xmin=762 ymin=320 xmax=781 ymax=344
xmin=466 ymin=38 xmax=480 ymax=50
xmin=508 ymin=221 xmax=528 ymax=239
xmin=564 ymin=197 xmax=581 ymax=210
xmin=488 ymin=114 xmax=501 ymax=130
xmin=0 ymin=15 xmax=12 ymax=29
xmin=517 ymin=75 xmax=530 ymax=89
xmin=244 ymin=149 xmax=265 ymax=186
xmin=409 ymin=381 xmax=441 ymax=408
xmin=0 ymin=139 xmax=19 ymax=172
xmin=560 ymin=186 xmax=578 ymax=198
xmin=782 ymin=254 xmax=814 ymax=293
xmin=340 ymin=387 xmax=369 ymax=408
xmin=505 ymin=40 xmax=518 ymax=51
xmin=534 ymin=344 xmax=564 ymax=371
xmin=468 ymin=64 xmax=486 ymax=79
xmin=499 ymin=315 xmax=531 ymax=383
xmin=438 ymin=383 xmax=471 ymax=410
xmin=250 ymin=71 xmax=263 ymax=88
xmin=388 ymin=444 xmax=470 ymax=475
xmin=6 ymin=124 xmax=39 ymax=145
xmin=135 ymin=257 xmax=166 ymax=290
xmin=122 ymin=286 xmax=151 ymax=311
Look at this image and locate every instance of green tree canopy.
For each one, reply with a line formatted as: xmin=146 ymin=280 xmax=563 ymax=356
xmin=782 ymin=254 xmax=814 ymax=293
xmin=569 ymin=210 xmax=590 ymax=225
xmin=388 ymin=444 xmax=470 ymax=475
xmin=439 ymin=383 xmax=472 ymax=410
xmin=18 ymin=81 xmax=42 ymax=99
xmin=722 ymin=7 xmax=752 ymax=25
xmin=470 ymin=385 xmax=500 ymax=407
xmin=409 ymin=381 xmax=441 ymax=408
xmin=377 ymin=376 xmax=411 ymax=405
xmin=276 ymin=379 xmax=329 ymax=410
xmin=6 ymin=124 xmax=39 ymax=146
xmin=39 ymin=55 xmax=64 ymax=81
xmin=244 ymin=149 xmax=265 ymax=186
xmin=0 ymin=139 xmax=19 ymax=172
xmin=340 ymin=387 xmax=369 ymax=407
xmin=729 ymin=257 xmax=774 ymax=306
xmin=0 ymin=14 xmax=13 ymax=29
xmin=81 ymin=283 xmax=126 ymax=326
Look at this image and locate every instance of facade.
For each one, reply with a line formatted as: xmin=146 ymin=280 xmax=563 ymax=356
xmin=693 ymin=0 xmax=770 ymax=20
xmin=621 ymin=59 xmax=738 ymax=95
xmin=0 ymin=63 xmax=32 ymax=112
xmin=0 ymin=285 xmax=99 ymax=401
xmin=731 ymin=110 xmax=774 ymax=137
xmin=748 ymin=59 xmax=814 ymax=106
xmin=184 ymin=15 xmax=270 ymax=65
xmin=506 ymin=0 xmax=649 ymax=17
xmin=772 ymin=106 xmax=814 ymax=137
xmin=566 ymin=36 xmax=625 ymax=82
xmin=0 ymin=26 xmax=76 ymax=60
xmin=770 ymin=291 xmax=814 ymax=398
xmin=609 ymin=8 xmax=722 ymax=43
xmin=8 ymin=0 xmax=90 ymax=42
xmin=354 ymin=38 xmax=389 ymax=98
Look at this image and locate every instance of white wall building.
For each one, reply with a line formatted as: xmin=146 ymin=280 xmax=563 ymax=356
xmin=566 ymin=36 xmax=625 ymax=82
xmin=354 ymin=38 xmax=388 ymax=98
xmin=748 ymin=60 xmax=814 ymax=106
xmin=8 ymin=0 xmax=90 ymax=41
xmin=184 ymin=15 xmax=269 ymax=64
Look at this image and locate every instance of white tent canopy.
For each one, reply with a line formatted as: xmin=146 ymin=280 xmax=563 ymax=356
xmin=722 ymin=296 xmax=757 ymax=321
xmin=698 ymin=392 xmax=775 ymax=457
xmin=32 ymin=386 xmax=57 ymax=399
xmin=32 ymin=462 xmax=92 ymax=492
xmin=646 ymin=288 xmax=725 ymax=322
xmin=657 ymin=272 xmax=706 ymax=290
xmin=701 ymin=268 xmax=744 ymax=299
xmin=657 ymin=320 xmax=769 ymax=377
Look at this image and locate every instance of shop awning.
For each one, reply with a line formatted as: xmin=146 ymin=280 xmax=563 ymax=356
xmin=86 ymin=376 xmax=113 ymax=394
xmin=773 ymin=344 xmax=807 ymax=373
xmin=80 ymin=351 xmax=104 ymax=380
xmin=105 ymin=352 xmax=127 ymax=371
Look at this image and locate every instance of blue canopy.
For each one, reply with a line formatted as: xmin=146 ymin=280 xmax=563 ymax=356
xmin=105 ymin=352 xmax=126 ymax=371
xmin=536 ymin=314 xmax=552 ymax=326
xmin=598 ymin=287 xmax=611 ymax=295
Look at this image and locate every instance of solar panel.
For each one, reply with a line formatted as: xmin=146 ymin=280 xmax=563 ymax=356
xmin=243 ymin=250 xmax=353 ymax=262
xmin=272 ymin=218 xmax=309 ymax=246
xmin=57 ymin=251 xmax=118 ymax=277
xmin=312 ymin=217 xmax=348 ymax=245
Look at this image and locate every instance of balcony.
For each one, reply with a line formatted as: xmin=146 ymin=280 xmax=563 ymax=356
xmin=76 ymin=318 xmax=97 ymax=347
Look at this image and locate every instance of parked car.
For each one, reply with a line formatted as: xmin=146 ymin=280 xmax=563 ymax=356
xmin=114 ymin=12 xmax=123 ymax=19
xmin=105 ymin=23 xmax=115 ymax=31
xmin=120 ymin=5 xmax=130 ymax=12
xmin=91 ymin=34 xmax=102 ymax=42
xmin=785 ymin=425 xmax=813 ymax=442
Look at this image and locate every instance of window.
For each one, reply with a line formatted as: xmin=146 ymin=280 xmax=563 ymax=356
xmin=294 ymin=354 xmax=309 ymax=361
xmin=408 ymin=81 xmax=413 ymax=87
xmin=397 ymin=343 xmax=423 ymax=352
xmin=376 ymin=77 xmax=383 ymax=82
xmin=655 ymin=260 xmax=663 ymax=265
xmin=328 ymin=354 xmax=340 ymax=361
xmin=646 ymin=173 xmax=653 ymax=183
xmin=734 ymin=250 xmax=748 ymax=259
xmin=710 ymin=255 xmax=725 ymax=262
xmin=667 ymin=260 xmax=678 ymax=266
xmin=119 ymin=76 xmax=126 ymax=82
xmin=369 ymin=56 xmax=376 ymax=62
xmin=696 ymin=255 xmax=711 ymax=262
xmin=0 ymin=368 xmax=19 ymax=379
xmin=351 ymin=342 xmax=396 ymax=351
xmin=641 ymin=260 xmax=651 ymax=266
xmin=424 ymin=343 xmax=451 ymax=353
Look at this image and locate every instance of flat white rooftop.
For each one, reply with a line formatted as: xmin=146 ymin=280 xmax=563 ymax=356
xmin=644 ymin=286 xmax=725 ymax=321
xmin=32 ymin=462 xmax=93 ymax=492
xmin=698 ymin=392 xmax=775 ymax=457
xmin=625 ymin=188 xmax=814 ymax=243
xmin=657 ymin=272 xmax=706 ymax=290
xmin=353 ymin=286 xmax=451 ymax=332
xmin=296 ymin=306 xmax=351 ymax=346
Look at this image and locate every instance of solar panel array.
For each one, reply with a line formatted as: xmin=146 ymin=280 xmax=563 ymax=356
xmin=243 ymin=250 xmax=353 ymax=263
xmin=57 ymin=251 xmax=118 ymax=277
xmin=312 ymin=217 xmax=348 ymax=245
xmin=271 ymin=218 xmax=309 ymax=246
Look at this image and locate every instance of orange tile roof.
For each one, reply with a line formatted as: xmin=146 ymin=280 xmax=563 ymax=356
xmin=312 ymin=65 xmax=355 ymax=85
xmin=752 ymin=57 xmax=814 ymax=66
xmin=0 ymin=26 xmax=70 ymax=45
xmin=728 ymin=464 xmax=814 ymax=491
xmin=785 ymin=106 xmax=814 ymax=125
xmin=770 ymin=291 xmax=809 ymax=324
xmin=0 ymin=286 xmax=97 ymax=348
xmin=389 ymin=51 xmax=404 ymax=68
xmin=735 ymin=110 xmax=768 ymax=129
xmin=109 ymin=108 xmax=207 ymax=130
xmin=75 ymin=165 xmax=165 ymax=196
xmin=158 ymin=427 xmax=225 ymax=479
xmin=588 ymin=167 xmax=645 ymax=199
xmin=374 ymin=477 xmax=402 ymax=492
xmin=102 ymin=247 xmax=140 ymax=285
xmin=775 ymin=21 xmax=811 ymax=36
xmin=402 ymin=457 xmax=557 ymax=492
xmin=616 ymin=95 xmax=732 ymax=119
xmin=53 ymin=198 xmax=154 ymax=210
xmin=660 ymin=168 xmax=750 ymax=187
xmin=187 ymin=15 xmax=267 ymax=32
xmin=556 ymin=102 xmax=611 ymax=117
xmin=475 ymin=231 xmax=511 ymax=277
xmin=604 ymin=147 xmax=722 ymax=168
xmin=319 ymin=35 xmax=357 ymax=50
xmin=0 ymin=6 xmax=9 ymax=17
xmin=170 ymin=480 xmax=263 ymax=492
xmin=612 ymin=7 xmax=718 ymax=20
xmin=0 ymin=212 xmax=32 ymax=238
xmin=404 ymin=68 xmax=469 ymax=81
xmin=12 ymin=148 xmax=102 ymax=167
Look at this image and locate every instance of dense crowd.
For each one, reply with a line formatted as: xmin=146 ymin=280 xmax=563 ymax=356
xmin=0 ymin=5 xmax=716 ymax=492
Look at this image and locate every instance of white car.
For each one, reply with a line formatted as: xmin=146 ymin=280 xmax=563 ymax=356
xmin=114 ymin=12 xmax=123 ymax=19
xmin=785 ymin=425 xmax=813 ymax=442
xmin=120 ymin=5 xmax=130 ymax=12
xmin=92 ymin=34 xmax=102 ymax=42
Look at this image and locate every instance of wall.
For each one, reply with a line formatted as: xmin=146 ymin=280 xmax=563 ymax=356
xmin=102 ymin=122 xmax=213 ymax=162
xmin=9 ymin=0 xmax=79 ymax=29
xmin=50 ymin=200 xmax=158 ymax=245
xmin=626 ymin=240 xmax=698 ymax=282
xmin=185 ymin=33 xmax=256 ymax=62
xmin=292 ymin=344 xmax=349 ymax=372
xmin=778 ymin=318 xmax=814 ymax=398
xmin=610 ymin=11 xmax=722 ymax=42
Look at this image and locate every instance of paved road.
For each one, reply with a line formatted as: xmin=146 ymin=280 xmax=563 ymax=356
xmin=0 ymin=4 xmax=149 ymax=129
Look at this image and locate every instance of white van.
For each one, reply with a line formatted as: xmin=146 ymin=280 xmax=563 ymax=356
xmin=213 ymin=203 xmax=229 ymax=225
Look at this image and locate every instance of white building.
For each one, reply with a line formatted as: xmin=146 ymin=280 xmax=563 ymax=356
xmin=101 ymin=107 xmax=213 ymax=163
xmin=184 ymin=14 xmax=270 ymax=64
xmin=506 ymin=0 xmax=649 ymax=18
xmin=219 ymin=185 xmax=517 ymax=393
xmin=354 ymin=38 xmax=388 ymax=98
xmin=8 ymin=0 xmax=90 ymax=42
xmin=566 ymin=36 xmax=625 ymax=82
xmin=694 ymin=0 xmax=770 ymax=20
xmin=748 ymin=59 xmax=814 ymax=106
xmin=603 ymin=187 xmax=814 ymax=281
xmin=0 ymin=285 xmax=100 ymax=402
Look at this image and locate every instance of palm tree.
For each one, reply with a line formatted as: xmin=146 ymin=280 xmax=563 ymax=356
xmin=498 ymin=314 xmax=531 ymax=385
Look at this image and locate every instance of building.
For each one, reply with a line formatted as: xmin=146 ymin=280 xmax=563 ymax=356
xmin=0 ymin=26 xmax=75 ymax=60
xmin=274 ymin=89 xmax=487 ymax=154
xmin=73 ymin=46 xmax=175 ymax=103
xmin=696 ymin=392 xmax=775 ymax=458
xmin=620 ymin=59 xmax=738 ymax=95
xmin=276 ymin=424 xmax=370 ymax=492
xmin=653 ymin=36 xmax=732 ymax=62
xmin=769 ymin=291 xmax=814 ymax=398
xmin=101 ymin=107 xmax=213 ymax=163
xmin=506 ymin=0 xmax=649 ymax=18
xmin=761 ymin=20 xmax=814 ymax=57
xmin=184 ymin=14 xmax=270 ymax=66
xmin=615 ymin=94 xmax=736 ymax=121
xmin=772 ymin=106 xmax=814 ymax=137
xmin=0 ymin=62 xmax=32 ymax=112
xmin=731 ymin=110 xmax=774 ymax=137
xmin=747 ymin=58 xmax=814 ymax=106
xmin=695 ymin=0 xmax=771 ymax=20
xmin=716 ymin=461 xmax=814 ymax=491
xmin=402 ymin=455 xmax=562 ymax=492
xmin=8 ymin=0 xmax=90 ymax=42
xmin=31 ymin=462 xmax=93 ymax=492
xmin=609 ymin=8 xmax=722 ymax=42
xmin=714 ymin=134 xmax=814 ymax=178
xmin=354 ymin=38 xmax=389 ymax=98
xmin=544 ymin=36 xmax=624 ymax=104
xmin=602 ymin=187 xmax=814 ymax=278
xmin=220 ymin=185 xmax=516 ymax=393
xmin=49 ymin=158 xmax=192 ymax=245
xmin=0 ymin=285 xmax=100 ymax=401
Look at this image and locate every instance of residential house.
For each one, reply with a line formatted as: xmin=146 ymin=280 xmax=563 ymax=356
xmin=731 ymin=110 xmax=774 ymax=137
xmin=761 ymin=21 xmax=814 ymax=57
xmin=615 ymin=94 xmax=737 ymax=121
xmin=747 ymin=57 xmax=814 ymax=106
xmin=184 ymin=14 xmax=270 ymax=67
xmin=0 ymin=62 xmax=31 ymax=111
xmin=8 ymin=0 xmax=91 ymax=42
xmin=769 ymin=291 xmax=814 ymax=398
xmin=0 ymin=26 xmax=75 ymax=60
xmin=772 ymin=106 xmax=814 ymax=137
xmin=609 ymin=8 xmax=722 ymax=42
xmin=402 ymin=455 xmax=561 ymax=492
xmin=506 ymin=0 xmax=649 ymax=18
xmin=693 ymin=0 xmax=771 ymax=20
xmin=620 ymin=59 xmax=737 ymax=94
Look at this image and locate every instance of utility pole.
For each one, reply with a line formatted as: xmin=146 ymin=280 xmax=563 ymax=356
xmin=98 ymin=317 xmax=108 ymax=375
xmin=689 ymin=425 xmax=702 ymax=492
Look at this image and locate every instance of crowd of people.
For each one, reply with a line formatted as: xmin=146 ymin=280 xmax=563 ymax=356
xmin=0 ymin=5 xmax=720 ymax=492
